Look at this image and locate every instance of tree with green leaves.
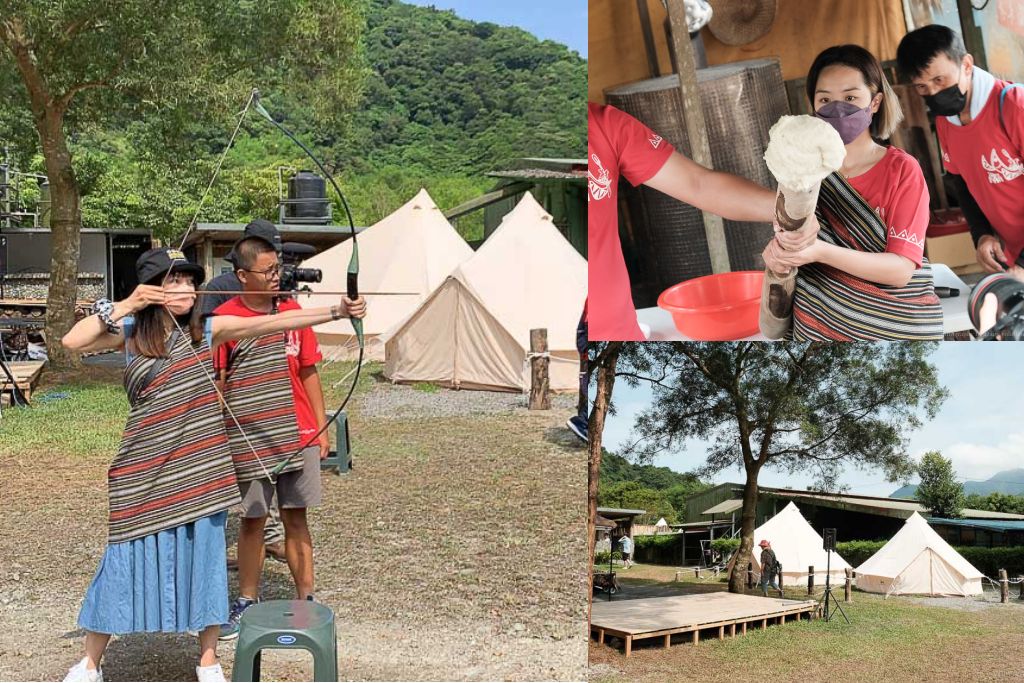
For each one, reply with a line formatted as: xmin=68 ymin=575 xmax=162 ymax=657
xmin=916 ymin=451 xmax=965 ymax=519
xmin=0 ymin=0 xmax=365 ymax=366
xmin=598 ymin=480 xmax=678 ymax=525
xmin=587 ymin=341 xmax=621 ymax=625
xmin=619 ymin=342 xmax=947 ymax=593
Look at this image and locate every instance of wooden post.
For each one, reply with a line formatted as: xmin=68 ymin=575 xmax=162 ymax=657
xmin=664 ymin=0 xmax=730 ymax=274
xmin=664 ymin=633 xmax=671 ymax=649
xmin=695 ymin=567 xmax=701 ymax=579
xmin=747 ymin=561 xmax=754 ymax=589
xmin=1000 ymin=569 xmax=1009 ymax=603
xmin=528 ymin=329 xmax=550 ymax=410
xmin=625 ymin=635 xmax=633 ymax=657
xmin=1018 ymin=576 xmax=1024 ymax=600
xmin=692 ymin=630 xmax=699 ymax=644
xmin=845 ymin=567 xmax=853 ymax=603
xmin=808 ymin=566 xmax=814 ymax=595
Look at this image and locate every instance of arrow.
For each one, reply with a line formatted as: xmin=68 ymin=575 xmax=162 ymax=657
xmin=192 ymin=290 xmax=417 ymax=297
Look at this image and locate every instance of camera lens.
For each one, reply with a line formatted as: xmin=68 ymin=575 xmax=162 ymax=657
xmin=968 ymin=273 xmax=1024 ymax=331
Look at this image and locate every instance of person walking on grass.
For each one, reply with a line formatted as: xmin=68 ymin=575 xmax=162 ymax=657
xmin=619 ymin=534 xmax=634 ymax=569
xmin=759 ymin=539 xmax=783 ymax=598
xmin=60 ymin=247 xmax=365 ymax=683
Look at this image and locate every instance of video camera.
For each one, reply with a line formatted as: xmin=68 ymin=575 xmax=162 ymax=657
xmin=968 ymin=273 xmax=1024 ymax=340
xmin=278 ymin=242 xmax=321 ymax=292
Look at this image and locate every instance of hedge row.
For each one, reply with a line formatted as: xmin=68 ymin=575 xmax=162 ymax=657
xmin=707 ymin=537 xmax=1024 ymax=579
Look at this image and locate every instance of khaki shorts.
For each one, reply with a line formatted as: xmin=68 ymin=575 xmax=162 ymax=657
xmin=239 ymin=446 xmax=322 ymax=518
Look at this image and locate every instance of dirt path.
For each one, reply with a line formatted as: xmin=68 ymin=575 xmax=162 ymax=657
xmin=0 ymin=379 xmax=588 ymax=681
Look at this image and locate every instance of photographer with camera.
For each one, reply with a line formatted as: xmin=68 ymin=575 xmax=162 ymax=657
xmin=200 ymin=219 xmax=288 ymax=564
xmin=212 ymin=234 xmax=344 ymax=639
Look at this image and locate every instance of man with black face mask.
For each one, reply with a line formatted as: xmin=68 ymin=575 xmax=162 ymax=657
xmin=897 ymin=25 xmax=1024 ymax=275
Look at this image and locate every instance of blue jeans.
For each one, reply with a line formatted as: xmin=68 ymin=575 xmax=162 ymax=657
xmin=761 ymin=573 xmax=780 ymax=594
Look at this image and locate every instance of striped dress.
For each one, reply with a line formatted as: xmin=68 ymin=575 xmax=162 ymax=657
xmin=222 ymin=333 xmax=306 ymax=482
xmin=791 ymin=172 xmax=944 ymax=341
xmin=109 ymin=330 xmax=241 ymax=543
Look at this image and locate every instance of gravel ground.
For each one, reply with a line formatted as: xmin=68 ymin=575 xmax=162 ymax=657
xmin=0 ymin=375 xmax=588 ymax=681
xmin=904 ymin=589 xmax=1024 ymax=612
xmin=359 ymin=374 xmax=578 ymax=419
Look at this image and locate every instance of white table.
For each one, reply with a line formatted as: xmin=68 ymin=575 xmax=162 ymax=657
xmin=637 ymin=263 xmax=973 ymax=341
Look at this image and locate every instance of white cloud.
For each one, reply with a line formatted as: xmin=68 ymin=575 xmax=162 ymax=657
xmin=937 ymin=432 xmax=1024 ymax=482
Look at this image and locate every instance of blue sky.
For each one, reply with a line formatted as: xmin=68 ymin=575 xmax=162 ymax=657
xmin=402 ymin=0 xmax=588 ymax=57
xmin=599 ymin=344 xmax=1024 ymax=496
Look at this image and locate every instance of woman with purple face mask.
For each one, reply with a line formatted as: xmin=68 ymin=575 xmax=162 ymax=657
xmin=761 ymin=45 xmax=942 ymax=340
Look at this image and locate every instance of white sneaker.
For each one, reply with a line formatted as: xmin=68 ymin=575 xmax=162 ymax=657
xmin=63 ymin=657 xmax=103 ymax=682
xmin=196 ymin=662 xmax=226 ymax=682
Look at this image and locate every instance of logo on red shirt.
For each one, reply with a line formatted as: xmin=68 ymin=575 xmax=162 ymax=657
xmin=589 ymin=153 xmax=611 ymax=202
xmin=649 ymin=134 xmax=663 ymax=149
xmin=981 ymin=148 xmax=1024 ymax=184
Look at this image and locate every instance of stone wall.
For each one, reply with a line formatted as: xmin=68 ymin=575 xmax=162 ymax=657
xmin=2 ymin=272 xmax=105 ymax=301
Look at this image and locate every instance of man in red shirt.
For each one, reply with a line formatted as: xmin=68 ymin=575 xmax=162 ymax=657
xmin=216 ymin=236 xmax=332 ymax=639
xmin=897 ymin=25 xmax=1024 ymax=274
xmin=588 ymin=103 xmax=819 ymax=340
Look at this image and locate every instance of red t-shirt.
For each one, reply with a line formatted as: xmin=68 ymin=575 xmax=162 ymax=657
xmin=213 ymin=297 xmax=323 ymax=437
xmin=844 ymin=146 xmax=929 ymax=267
xmin=937 ymin=80 xmax=1024 ymax=263
xmin=588 ymin=103 xmax=675 ymax=340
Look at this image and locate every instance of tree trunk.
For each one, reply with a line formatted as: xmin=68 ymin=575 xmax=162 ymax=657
xmin=2 ymin=20 xmax=84 ymax=368
xmin=39 ymin=111 xmax=82 ymax=368
xmin=729 ymin=466 xmax=760 ymax=593
xmin=587 ymin=342 xmax=621 ymax=631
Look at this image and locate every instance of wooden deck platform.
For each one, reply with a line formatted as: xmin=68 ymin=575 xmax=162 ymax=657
xmin=591 ymin=592 xmax=818 ymax=656
xmin=0 ymin=361 xmax=44 ymax=405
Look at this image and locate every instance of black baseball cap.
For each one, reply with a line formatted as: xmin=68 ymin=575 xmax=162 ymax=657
xmin=226 ymin=218 xmax=282 ymax=266
xmin=136 ymin=247 xmax=206 ymax=286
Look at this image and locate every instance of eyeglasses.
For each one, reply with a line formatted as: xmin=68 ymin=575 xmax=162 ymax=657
xmin=243 ymin=263 xmax=281 ymax=279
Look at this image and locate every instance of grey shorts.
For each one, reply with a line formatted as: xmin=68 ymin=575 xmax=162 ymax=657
xmin=239 ymin=446 xmax=322 ymax=518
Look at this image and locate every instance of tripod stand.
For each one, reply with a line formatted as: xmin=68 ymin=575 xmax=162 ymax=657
xmin=819 ymin=548 xmax=849 ymax=623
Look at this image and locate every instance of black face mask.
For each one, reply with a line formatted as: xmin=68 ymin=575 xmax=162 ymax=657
xmin=924 ymin=81 xmax=968 ymax=117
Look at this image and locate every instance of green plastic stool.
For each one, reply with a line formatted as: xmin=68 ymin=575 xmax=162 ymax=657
xmin=231 ymin=600 xmax=337 ymax=682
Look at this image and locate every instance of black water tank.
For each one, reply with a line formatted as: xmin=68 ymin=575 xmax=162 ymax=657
xmin=285 ymin=170 xmax=330 ymax=223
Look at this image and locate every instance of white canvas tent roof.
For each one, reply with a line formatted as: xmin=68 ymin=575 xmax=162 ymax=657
xmin=383 ymin=192 xmax=586 ymax=392
xmin=749 ymin=502 xmax=852 ymax=587
xmin=299 ymin=188 xmax=473 ymax=359
xmin=655 ymin=517 xmax=669 ymax=528
xmin=855 ymin=512 xmax=984 ymax=597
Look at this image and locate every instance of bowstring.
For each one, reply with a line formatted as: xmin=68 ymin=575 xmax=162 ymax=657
xmin=161 ymin=89 xmax=276 ymax=483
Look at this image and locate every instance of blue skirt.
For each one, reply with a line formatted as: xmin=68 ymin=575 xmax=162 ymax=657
xmin=78 ymin=512 xmax=229 ymax=634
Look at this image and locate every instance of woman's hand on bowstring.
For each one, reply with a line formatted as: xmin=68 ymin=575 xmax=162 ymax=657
xmin=123 ymin=284 xmax=167 ymax=314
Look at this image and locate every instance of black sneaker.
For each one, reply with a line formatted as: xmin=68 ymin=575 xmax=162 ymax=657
xmin=567 ymin=416 xmax=588 ymax=443
xmin=218 ymin=596 xmax=256 ymax=641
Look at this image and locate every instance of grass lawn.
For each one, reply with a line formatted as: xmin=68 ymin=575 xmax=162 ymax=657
xmin=0 ymin=358 xmax=369 ymax=459
xmin=590 ymin=564 xmax=1024 ymax=683
xmin=0 ymin=358 xmax=587 ymax=681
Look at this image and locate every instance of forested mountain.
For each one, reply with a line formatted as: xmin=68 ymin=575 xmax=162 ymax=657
xmin=6 ymin=0 xmax=587 ymax=241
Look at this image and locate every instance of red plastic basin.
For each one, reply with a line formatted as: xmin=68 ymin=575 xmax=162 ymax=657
xmin=657 ymin=271 xmax=764 ymax=340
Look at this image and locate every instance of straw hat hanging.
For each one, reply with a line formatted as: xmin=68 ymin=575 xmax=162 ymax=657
xmin=706 ymin=0 xmax=777 ymax=46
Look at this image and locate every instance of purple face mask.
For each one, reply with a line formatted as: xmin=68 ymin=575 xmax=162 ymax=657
xmin=814 ymin=100 xmax=873 ymax=145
